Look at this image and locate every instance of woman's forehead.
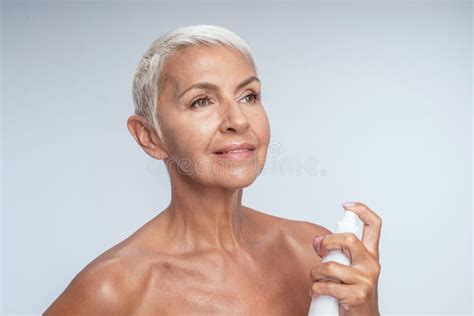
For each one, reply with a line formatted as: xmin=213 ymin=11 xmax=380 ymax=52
xmin=161 ymin=48 xmax=255 ymax=96
xmin=164 ymin=45 xmax=254 ymax=81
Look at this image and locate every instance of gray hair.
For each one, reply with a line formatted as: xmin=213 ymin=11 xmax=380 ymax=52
xmin=131 ymin=24 xmax=258 ymax=144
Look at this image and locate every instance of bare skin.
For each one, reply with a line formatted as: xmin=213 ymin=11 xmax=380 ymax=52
xmin=44 ymin=44 xmax=381 ymax=315
xmin=44 ymin=205 xmax=330 ymax=315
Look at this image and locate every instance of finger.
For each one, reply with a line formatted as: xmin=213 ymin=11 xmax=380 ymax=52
xmin=310 ymin=261 xmax=367 ymax=285
xmin=310 ymin=280 xmax=354 ymax=301
xmin=314 ymin=232 xmax=370 ymax=264
xmin=341 ymin=202 xmax=382 ymax=260
xmin=310 ymin=282 xmax=372 ymax=308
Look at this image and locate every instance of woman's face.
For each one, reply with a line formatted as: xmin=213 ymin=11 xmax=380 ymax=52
xmin=156 ymin=44 xmax=270 ymax=189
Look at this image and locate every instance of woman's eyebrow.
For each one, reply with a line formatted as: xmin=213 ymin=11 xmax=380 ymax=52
xmin=178 ymin=76 xmax=260 ymax=99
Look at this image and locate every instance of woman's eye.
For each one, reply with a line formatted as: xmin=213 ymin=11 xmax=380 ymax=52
xmin=190 ymin=96 xmax=212 ymax=108
xmin=242 ymin=92 xmax=260 ymax=104
xmin=190 ymin=93 xmax=260 ymax=108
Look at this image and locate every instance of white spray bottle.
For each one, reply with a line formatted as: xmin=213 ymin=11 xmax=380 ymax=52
xmin=308 ymin=210 xmax=363 ymax=316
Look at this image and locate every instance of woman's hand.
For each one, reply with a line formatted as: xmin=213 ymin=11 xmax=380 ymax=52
xmin=309 ymin=202 xmax=382 ymax=315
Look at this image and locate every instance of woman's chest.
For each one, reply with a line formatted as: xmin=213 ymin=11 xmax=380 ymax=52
xmin=131 ymin=249 xmax=312 ymax=315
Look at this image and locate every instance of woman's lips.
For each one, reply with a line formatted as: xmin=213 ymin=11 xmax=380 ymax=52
xmin=213 ymin=148 xmax=256 ymax=161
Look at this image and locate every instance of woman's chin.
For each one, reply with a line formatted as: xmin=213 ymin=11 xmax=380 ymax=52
xmin=203 ymin=173 xmax=259 ymax=190
xmin=224 ymin=176 xmax=257 ymax=189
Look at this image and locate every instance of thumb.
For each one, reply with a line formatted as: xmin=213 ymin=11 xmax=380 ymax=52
xmin=312 ymin=235 xmax=324 ymax=256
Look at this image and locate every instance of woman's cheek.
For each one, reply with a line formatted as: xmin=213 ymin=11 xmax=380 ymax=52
xmin=253 ymin=110 xmax=270 ymax=169
xmin=257 ymin=110 xmax=271 ymax=146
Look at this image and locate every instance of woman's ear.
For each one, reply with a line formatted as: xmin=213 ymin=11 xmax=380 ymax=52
xmin=127 ymin=115 xmax=169 ymax=160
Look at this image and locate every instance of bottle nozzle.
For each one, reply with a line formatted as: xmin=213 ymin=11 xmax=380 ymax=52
xmin=344 ymin=210 xmax=358 ymax=222
xmin=336 ymin=210 xmax=362 ymax=240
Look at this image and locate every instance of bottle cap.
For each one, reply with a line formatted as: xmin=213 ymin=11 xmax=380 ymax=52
xmin=341 ymin=210 xmax=358 ymax=225
xmin=335 ymin=210 xmax=362 ymax=238
xmin=346 ymin=210 xmax=357 ymax=220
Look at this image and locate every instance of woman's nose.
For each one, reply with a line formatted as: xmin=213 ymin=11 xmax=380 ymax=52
xmin=219 ymin=101 xmax=250 ymax=134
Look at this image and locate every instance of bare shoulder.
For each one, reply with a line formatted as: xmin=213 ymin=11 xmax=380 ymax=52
xmin=244 ymin=206 xmax=332 ymax=262
xmin=281 ymin=216 xmax=332 ymax=252
xmin=245 ymin=206 xmax=332 ymax=239
xmin=279 ymin=215 xmax=333 ymax=270
xmin=44 ymin=211 xmax=177 ymax=315
xmin=43 ymin=246 xmax=138 ymax=315
xmin=42 ymin=224 xmax=157 ymax=316
xmin=288 ymin=218 xmax=333 ymax=240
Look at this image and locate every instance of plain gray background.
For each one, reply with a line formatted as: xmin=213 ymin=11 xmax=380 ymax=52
xmin=2 ymin=0 xmax=472 ymax=315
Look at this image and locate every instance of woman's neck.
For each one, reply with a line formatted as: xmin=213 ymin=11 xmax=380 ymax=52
xmin=163 ymin=176 xmax=249 ymax=253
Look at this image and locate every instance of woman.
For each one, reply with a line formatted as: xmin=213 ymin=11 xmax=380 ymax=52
xmin=44 ymin=24 xmax=382 ymax=315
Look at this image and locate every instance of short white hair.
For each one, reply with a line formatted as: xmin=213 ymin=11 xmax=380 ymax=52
xmin=131 ymin=24 xmax=258 ymax=143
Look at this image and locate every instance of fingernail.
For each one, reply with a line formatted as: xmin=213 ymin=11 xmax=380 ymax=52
xmin=313 ymin=235 xmax=323 ymax=253
xmin=342 ymin=202 xmax=356 ymax=207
